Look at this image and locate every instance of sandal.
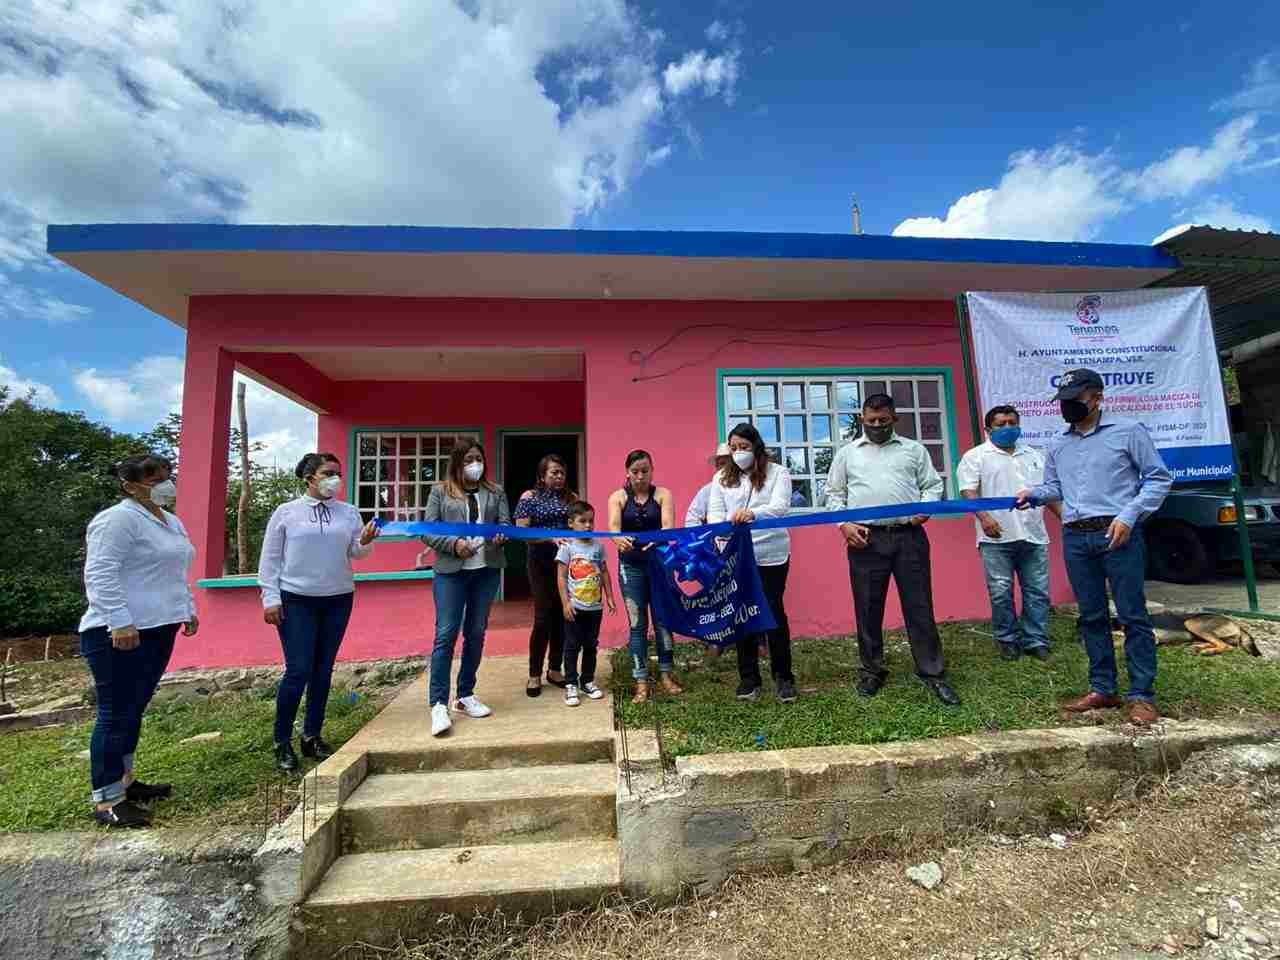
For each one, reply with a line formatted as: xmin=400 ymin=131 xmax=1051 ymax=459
xmin=659 ymin=674 xmax=684 ymax=696
xmin=526 ymin=676 xmax=542 ymax=698
xmin=546 ymin=672 xmax=568 ymax=689
xmin=631 ymin=680 xmax=650 ymax=705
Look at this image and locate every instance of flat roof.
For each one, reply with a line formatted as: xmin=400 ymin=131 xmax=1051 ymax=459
xmin=47 ymin=223 xmax=1181 ymax=327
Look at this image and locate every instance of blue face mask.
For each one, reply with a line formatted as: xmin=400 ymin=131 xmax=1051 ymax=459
xmin=990 ymin=426 xmax=1021 ymax=448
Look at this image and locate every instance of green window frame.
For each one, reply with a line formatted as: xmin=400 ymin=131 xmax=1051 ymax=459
xmin=716 ymin=367 xmax=961 ymax=507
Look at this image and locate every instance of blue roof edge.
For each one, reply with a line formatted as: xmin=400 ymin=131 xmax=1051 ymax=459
xmin=46 ymin=223 xmax=1181 ymax=270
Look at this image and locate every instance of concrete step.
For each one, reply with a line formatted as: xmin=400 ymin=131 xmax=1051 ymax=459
xmin=366 ymin=736 xmax=615 ymax=774
xmin=303 ymin=840 xmax=620 ymax=948
xmin=341 ymin=763 xmax=618 ymax=853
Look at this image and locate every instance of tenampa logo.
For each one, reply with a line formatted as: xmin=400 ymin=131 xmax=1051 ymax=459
xmin=1068 ymin=294 xmax=1120 ymax=338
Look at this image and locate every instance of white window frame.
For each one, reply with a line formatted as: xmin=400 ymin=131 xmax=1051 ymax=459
xmin=720 ymin=371 xmax=955 ymax=509
xmin=351 ymin=429 xmax=482 ymax=525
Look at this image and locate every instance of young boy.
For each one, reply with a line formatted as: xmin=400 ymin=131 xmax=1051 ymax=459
xmin=556 ymin=501 xmax=616 ymax=706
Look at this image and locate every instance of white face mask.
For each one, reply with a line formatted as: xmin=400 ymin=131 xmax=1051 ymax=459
xmin=732 ymin=450 xmax=755 ymax=470
xmin=147 ymin=479 xmax=177 ymax=507
xmin=463 ymin=461 xmax=484 ymax=482
xmin=316 ymin=476 xmax=343 ymax=499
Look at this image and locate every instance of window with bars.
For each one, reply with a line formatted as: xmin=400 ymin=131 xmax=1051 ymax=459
xmin=721 ymin=372 xmax=954 ymax=507
xmin=352 ymin=430 xmax=482 ymax=524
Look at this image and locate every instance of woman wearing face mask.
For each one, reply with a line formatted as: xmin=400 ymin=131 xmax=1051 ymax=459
xmin=419 ymin=442 xmax=510 ymax=737
xmin=514 ymin=454 xmax=577 ymax=697
xmin=259 ymin=453 xmax=380 ymax=771
xmin=80 ymin=453 xmax=197 ymax=827
xmin=708 ymin=423 xmax=797 ymax=704
xmin=608 ymin=449 xmax=682 ymax=704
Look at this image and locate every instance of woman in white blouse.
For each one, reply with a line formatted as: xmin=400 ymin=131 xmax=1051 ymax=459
xmin=259 ymin=453 xmax=379 ymax=771
xmin=708 ymin=423 xmax=796 ymax=704
xmin=80 ymin=453 xmax=198 ymax=828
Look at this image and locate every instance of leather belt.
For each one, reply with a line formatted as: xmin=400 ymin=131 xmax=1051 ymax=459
xmin=1065 ymin=515 xmax=1116 ymax=532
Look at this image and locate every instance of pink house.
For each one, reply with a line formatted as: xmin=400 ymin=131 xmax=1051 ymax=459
xmin=48 ymin=225 xmax=1180 ymax=670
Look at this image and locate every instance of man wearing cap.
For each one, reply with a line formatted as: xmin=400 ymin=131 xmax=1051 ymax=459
xmin=1015 ymin=368 xmax=1172 ymax=726
xmin=686 ymin=443 xmax=732 ymax=528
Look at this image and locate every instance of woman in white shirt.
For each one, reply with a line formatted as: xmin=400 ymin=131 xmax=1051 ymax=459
xmin=259 ymin=453 xmax=379 ymax=771
xmin=708 ymin=424 xmax=795 ymax=704
xmin=80 ymin=453 xmax=198 ymax=828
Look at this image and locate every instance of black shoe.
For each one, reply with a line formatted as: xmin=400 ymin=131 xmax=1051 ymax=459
xmin=736 ymin=681 xmax=761 ymax=702
xmin=300 ymin=736 xmax=334 ymax=760
xmin=922 ymin=677 xmax=962 ymax=706
xmin=275 ymin=741 xmax=299 ymax=772
xmin=999 ymin=643 xmax=1021 ymax=661
xmin=125 ymin=780 xmax=172 ymax=803
xmin=93 ymin=799 xmax=151 ymax=828
xmin=1027 ymin=646 xmax=1052 ymax=662
xmin=776 ymin=679 xmax=797 ymax=704
xmin=546 ymin=672 xmax=569 ymax=689
xmin=856 ymin=674 xmax=884 ymax=698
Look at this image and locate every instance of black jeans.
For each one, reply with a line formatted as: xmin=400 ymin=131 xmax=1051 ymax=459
xmin=563 ymin=609 xmax=602 ymax=686
xmin=847 ymin=525 xmax=945 ymax=680
xmin=80 ymin=623 xmax=179 ymax=803
xmin=274 ymin=591 xmax=354 ymax=744
xmin=527 ymin=545 xmax=564 ymax=677
xmin=736 ymin=560 xmax=793 ymax=687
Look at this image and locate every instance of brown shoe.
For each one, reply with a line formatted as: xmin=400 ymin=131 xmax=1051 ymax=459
xmin=631 ymin=681 xmax=650 ymax=705
xmin=659 ymin=674 xmax=684 ymax=696
xmin=1127 ymin=700 xmax=1159 ymax=726
xmin=1063 ymin=691 xmax=1124 ymax=713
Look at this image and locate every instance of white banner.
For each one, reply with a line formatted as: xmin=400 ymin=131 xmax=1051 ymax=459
xmin=964 ymin=288 xmax=1232 ymax=483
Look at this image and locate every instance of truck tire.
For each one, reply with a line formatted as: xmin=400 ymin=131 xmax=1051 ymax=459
xmin=1147 ymin=522 xmax=1211 ymax=584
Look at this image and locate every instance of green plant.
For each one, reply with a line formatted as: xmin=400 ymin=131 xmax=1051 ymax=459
xmin=0 ymin=572 xmax=86 ymax=635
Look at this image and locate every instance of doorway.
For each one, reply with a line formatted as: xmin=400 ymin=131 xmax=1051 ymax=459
xmin=499 ymin=431 xmax=583 ymax=600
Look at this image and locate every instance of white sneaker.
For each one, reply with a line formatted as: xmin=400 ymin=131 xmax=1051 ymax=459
xmin=583 ymin=682 xmax=605 ymax=700
xmin=454 ymin=695 xmax=492 ymax=718
xmin=430 ymin=702 xmax=452 ymax=737
xmin=564 ymin=684 xmax=580 ymax=707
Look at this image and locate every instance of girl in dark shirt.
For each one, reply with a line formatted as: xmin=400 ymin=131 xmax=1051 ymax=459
xmin=514 ymin=454 xmax=576 ymax=697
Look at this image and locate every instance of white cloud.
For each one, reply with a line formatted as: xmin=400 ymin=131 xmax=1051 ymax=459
xmin=706 ymin=21 xmax=729 ymax=43
xmin=662 ymin=49 xmax=741 ymax=103
xmin=1152 ymin=199 xmax=1275 ymax=244
xmin=72 ymin=353 xmax=316 ymax=469
xmin=1135 ymin=115 xmax=1261 ymax=199
xmin=1215 ymin=54 xmax=1280 ymax=112
xmin=74 ymin=355 xmax=185 ymax=423
xmin=645 ymin=144 xmax=673 ymax=167
xmin=0 ymin=273 xmax=91 ymax=325
xmin=0 ymin=0 xmax=746 ymax=290
xmin=892 ymin=146 xmax=1126 ymax=242
xmin=0 ymin=358 xmax=59 ymax=406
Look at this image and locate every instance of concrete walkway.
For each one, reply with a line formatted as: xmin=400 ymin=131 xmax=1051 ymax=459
xmin=1146 ymin=576 xmax=1280 ymax=614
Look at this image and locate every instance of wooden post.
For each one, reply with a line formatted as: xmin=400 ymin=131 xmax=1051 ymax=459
xmin=236 ymin=381 xmax=252 ymax=575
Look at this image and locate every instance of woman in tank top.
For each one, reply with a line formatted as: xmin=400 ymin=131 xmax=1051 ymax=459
xmin=607 ymin=449 xmax=683 ymax=704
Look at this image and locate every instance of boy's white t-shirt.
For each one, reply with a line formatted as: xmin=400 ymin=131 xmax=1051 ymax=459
xmin=555 ymin=539 xmax=607 ymax=611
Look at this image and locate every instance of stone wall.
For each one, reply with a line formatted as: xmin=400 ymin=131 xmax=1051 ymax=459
xmin=616 ymin=719 xmax=1276 ymax=898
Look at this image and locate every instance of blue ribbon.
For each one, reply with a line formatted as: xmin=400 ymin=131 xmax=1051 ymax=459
xmin=374 ymin=496 xmax=1025 ymax=542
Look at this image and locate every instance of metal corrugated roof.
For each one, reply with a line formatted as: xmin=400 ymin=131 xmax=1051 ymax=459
xmin=1148 ymin=226 xmax=1280 ymax=351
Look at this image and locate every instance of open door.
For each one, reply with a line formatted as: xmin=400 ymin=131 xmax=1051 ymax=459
xmin=499 ymin=431 xmax=583 ymax=600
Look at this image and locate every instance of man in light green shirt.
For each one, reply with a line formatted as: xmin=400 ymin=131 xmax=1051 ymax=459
xmin=825 ymin=393 xmax=957 ymax=706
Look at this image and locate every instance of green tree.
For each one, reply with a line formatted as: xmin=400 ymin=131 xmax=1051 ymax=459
xmin=225 ymin=466 xmax=302 ymax=574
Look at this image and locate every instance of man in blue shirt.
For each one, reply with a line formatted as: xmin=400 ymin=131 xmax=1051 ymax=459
xmin=1016 ymin=368 xmax=1172 ymax=726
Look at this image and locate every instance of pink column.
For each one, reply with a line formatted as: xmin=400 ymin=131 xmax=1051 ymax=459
xmin=178 ymin=333 xmax=233 ymax=580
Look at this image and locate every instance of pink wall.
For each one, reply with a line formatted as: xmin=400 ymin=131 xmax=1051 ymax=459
xmin=176 ymin=296 xmax=1072 ymax=671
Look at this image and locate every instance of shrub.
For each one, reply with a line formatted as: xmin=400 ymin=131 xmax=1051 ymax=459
xmin=0 ymin=573 xmax=86 ymax=636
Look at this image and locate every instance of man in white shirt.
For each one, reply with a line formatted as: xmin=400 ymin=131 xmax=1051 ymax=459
xmin=962 ymin=404 xmax=1059 ymax=660
xmin=957 ymin=405 xmax=1063 ymax=663
xmin=825 ymin=393 xmax=958 ymax=706
xmin=685 ymin=443 xmax=732 ymax=527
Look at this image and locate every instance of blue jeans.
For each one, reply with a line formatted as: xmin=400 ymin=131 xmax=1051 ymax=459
xmin=979 ymin=541 xmax=1051 ymax=651
xmin=1062 ymin=526 xmax=1157 ymax=702
xmin=619 ymin=560 xmax=674 ymax=680
xmin=430 ymin=568 xmax=500 ymax=706
xmin=81 ymin=623 xmax=179 ymax=803
xmin=274 ymin=591 xmax=354 ymax=743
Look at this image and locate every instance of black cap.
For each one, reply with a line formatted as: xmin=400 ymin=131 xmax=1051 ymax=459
xmin=1053 ymin=368 xmax=1104 ymax=401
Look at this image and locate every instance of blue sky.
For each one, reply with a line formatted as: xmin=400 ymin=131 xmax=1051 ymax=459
xmin=2 ymin=1 xmax=1277 ymax=463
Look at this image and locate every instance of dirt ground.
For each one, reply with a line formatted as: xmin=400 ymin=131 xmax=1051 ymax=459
xmin=362 ymin=742 xmax=1280 ymax=960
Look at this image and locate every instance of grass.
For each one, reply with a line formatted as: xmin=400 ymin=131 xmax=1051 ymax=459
xmin=0 ymin=684 xmax=383 ymax=833
xmin=610 ymin=613 xmax=1280 ymax=757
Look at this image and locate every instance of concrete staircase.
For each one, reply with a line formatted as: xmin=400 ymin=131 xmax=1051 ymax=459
xmin=296 ymin=664 xmax=622 ymax=949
